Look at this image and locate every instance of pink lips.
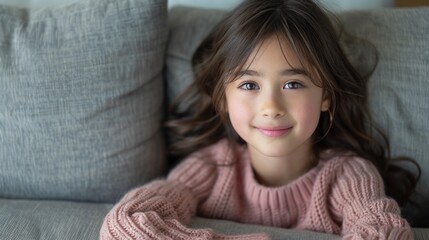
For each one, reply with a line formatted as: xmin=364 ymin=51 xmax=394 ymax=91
xmin=257 ymin=127 xmax=292 ymax=137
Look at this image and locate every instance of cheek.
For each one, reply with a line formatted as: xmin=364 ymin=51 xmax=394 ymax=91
xmin=226 ymin=94 xmax=252 ymax=131
xmin=303 ymin=108 xmax=321 ymax=127
xmin=228 ymin=100 xmax=248 ymax=125
xmin=294 ymin=98 xmax=322 ymax=129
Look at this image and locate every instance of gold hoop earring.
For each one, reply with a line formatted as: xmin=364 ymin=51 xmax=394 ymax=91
xmin=314 ymin=109 xmax=334 ymax=143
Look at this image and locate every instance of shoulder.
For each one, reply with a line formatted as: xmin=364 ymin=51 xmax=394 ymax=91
xmin=320 ymin=150 xmax=385 ymax=199
xmin=320 ymin=150 xmax=381 ymax=179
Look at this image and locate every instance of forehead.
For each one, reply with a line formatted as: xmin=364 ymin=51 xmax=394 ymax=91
xmin=243 ymin=35 xmax=304 ymax=72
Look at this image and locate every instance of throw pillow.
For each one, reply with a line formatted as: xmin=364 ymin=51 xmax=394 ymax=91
xmin=0 ymin=0 xmax=167 ymax=202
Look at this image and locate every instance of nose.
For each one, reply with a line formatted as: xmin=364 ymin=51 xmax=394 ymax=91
xmin=260 ymin=90 xmax=286 ymax=119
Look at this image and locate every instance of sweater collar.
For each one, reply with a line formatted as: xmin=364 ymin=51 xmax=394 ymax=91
xmin=240 ymin=146 xmax=326 ymax=210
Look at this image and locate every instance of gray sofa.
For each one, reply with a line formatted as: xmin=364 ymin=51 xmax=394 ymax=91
xmin=0 ymin=0 xmax=428 ymax=239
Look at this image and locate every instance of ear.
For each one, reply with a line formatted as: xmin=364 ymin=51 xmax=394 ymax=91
xmin=320 ymin=95 xmax=330 ymax=112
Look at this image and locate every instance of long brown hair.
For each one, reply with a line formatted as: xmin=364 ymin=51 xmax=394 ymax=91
xmin=166 ymin=0 xmax=420 ymax=205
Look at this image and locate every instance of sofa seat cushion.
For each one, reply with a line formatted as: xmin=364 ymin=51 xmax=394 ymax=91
xmin=0 ymin=199 xmax=112 ymax=240
xmin=2 ymin=198 xmax=427 ymax=240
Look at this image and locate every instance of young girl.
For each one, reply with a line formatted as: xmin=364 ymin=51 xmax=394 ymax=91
xmin=100 ymin=0 xmax=420 ymax=239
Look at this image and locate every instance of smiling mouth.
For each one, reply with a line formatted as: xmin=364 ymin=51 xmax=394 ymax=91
xmin=256 ymin=127 xmax=292 ymax=137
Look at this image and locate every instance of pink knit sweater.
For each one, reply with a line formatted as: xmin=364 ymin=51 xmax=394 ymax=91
xmin=100 ymin=139 xmax=412 ymax=239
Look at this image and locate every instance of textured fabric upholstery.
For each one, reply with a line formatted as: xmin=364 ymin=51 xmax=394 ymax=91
xmin=0 ymin=0 xmax=168 ymax=202
xmin=190 ymin=217 xmax=340 ymax=240
xmin=0 ymin=199 xmax=112 ymax=240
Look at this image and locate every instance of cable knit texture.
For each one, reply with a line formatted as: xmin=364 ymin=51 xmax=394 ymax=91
xmin=100 ymin=139 xmax=412 ymax=240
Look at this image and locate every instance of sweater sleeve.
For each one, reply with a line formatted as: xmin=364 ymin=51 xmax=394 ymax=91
xmin=330 ymin=157 xmax=413 ymax=240
xmin=99 ymin=149 xmax=269 ymax=240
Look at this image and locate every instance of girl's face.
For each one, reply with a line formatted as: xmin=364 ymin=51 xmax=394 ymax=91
xmin=225 ymin=36 xmax=330 ymax=160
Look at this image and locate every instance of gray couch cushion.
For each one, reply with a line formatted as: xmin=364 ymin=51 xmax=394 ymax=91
xmin=165 ymin=6 xmax=429 ymax=226
xmin=192 ymin=216 xmax=428 ymax=239
xmin=165 ymin=7 xmax=227 ymax=103
xmin=0 ymin=0 xmax=167 ymax=202
xmin=0 ymin=199 xmax=112 ymax=240
xmin=1 ymin=199 xmax=427 ymax=240
xmin=190 ymin=217 xmax=341 ymax=240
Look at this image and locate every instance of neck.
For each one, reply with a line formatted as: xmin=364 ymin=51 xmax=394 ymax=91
xmin=248 ymin=141 xmax=316 ymax=187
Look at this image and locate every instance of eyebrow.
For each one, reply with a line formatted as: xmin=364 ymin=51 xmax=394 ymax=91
xmin=238 ymin=68 xmax=308 ymax=77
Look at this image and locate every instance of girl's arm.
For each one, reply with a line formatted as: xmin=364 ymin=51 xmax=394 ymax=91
xmin=99 ymin=153 xmax=269 ymax=240
xmin=331 ymin=157 xmax=413 ymax=240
